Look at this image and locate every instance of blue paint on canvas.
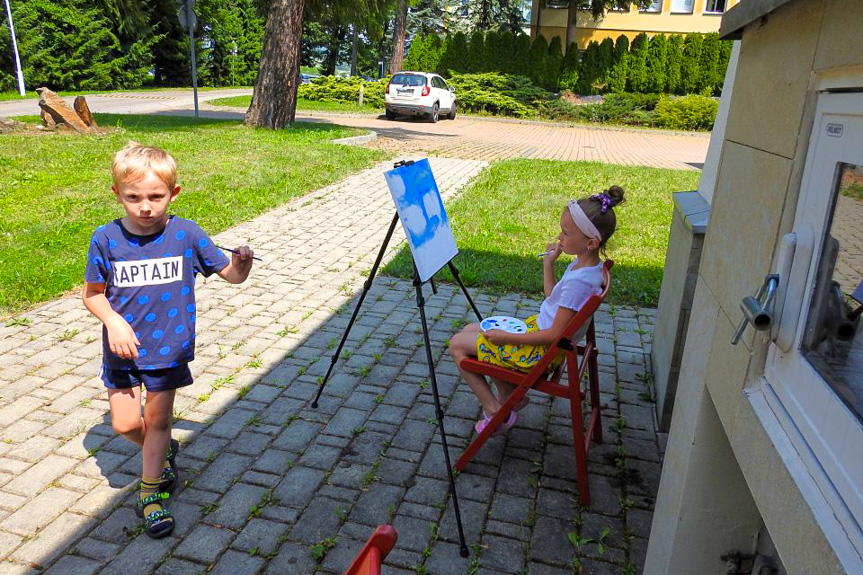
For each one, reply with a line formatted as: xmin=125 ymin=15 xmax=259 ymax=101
xmin=385 ymin=159 xmax=458 ymax=282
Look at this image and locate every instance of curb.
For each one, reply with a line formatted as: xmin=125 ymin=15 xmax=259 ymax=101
xmin=331 ymin=131 xmax=377 ymax=145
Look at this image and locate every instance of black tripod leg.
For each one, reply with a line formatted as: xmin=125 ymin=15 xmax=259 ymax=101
xmin=447 ymin=261 xmax=482 ymax=321
xmin=413 ymin=267 xmax=470 ymax=558
xmin=311 ymin=212 xmax=400 ymax=408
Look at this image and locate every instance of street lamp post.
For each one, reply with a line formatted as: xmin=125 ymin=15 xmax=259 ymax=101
xmin=3 ymin=0 xmax=26 ymax=96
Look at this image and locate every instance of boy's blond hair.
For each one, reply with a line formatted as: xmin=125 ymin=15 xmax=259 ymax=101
xmin=112 ymin=142 xmax=178 ymax=189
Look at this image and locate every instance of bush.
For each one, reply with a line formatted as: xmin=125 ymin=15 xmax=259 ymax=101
xmin=447 ymin=72 xmax=551 ymax=117
xmin=298 ymin=75 xmax=386 ymax=108
xmin=653 ymin=94 xmax=717 ymax=130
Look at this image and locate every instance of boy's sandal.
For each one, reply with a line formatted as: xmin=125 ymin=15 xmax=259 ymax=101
xmin=159 ymin=439 xmax=180 ymax=493
xmin=474 ymin=411 xmax=518 ymax=437
xmin=136 ymin=492 xmax=174 ymax=539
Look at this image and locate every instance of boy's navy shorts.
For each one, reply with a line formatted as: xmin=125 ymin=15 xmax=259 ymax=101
xmin=100 ymin=364 xmax=193 ymax=392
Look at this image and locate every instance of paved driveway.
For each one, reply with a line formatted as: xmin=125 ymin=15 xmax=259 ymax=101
xmin=0 ymin=157 xmax=662 ymax=575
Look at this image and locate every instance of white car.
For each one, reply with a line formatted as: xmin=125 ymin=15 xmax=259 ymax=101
xmin=384 ymin=72 xmax=457 ymax=122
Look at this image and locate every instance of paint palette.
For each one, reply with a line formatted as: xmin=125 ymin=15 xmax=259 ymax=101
xmin=480 ymin=316 xmax=528 ymax=334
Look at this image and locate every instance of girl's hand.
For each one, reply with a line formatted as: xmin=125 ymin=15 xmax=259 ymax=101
xmin=543 ymin=242 xmax=562 ymax=263
xmin=106 ymin=315 xmax=140 ymax=359
xmin=484 ymin=329 xmax=509 ymax=345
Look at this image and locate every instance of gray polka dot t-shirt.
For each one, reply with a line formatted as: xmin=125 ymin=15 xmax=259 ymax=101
xmin=85 ymin=216 xmax=229 ymax=370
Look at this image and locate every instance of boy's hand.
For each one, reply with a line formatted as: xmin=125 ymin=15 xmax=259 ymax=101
xmin=543 ymin=242 xmax=562 ymax=263
xmin=231 ymin=245 xmax=254 ymax=275
xmin=106 ymin=315 xmax=140 ymax=359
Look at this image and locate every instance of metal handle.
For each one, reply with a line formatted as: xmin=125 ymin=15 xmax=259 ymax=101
xmin=731 ymin=274 xmax=779 ymax=345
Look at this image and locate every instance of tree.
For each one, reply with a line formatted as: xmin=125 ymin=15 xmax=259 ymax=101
xmin=546 ymin=36 xmax=564 ymax=92
xmin=438 ymin=30 xmax=468 ymax=76
xmin=467 ymin=30 xmax=485 ymax=72
xmin=483 ymin=30 xmax=502 ymax=73
xmin=597 ymin=37 xmax=614 ymax=91
xmin=680 ymin=33 xmax=702 ymax=94
xmin=666 ymin=34 xmax=684 ymax=94
xmin=421 ymin=33 xmax=442 ymax=71
xmin=646 ymin=33 xmax=667 ymax=93
xmin=699 ymin=32 xmax=720 ymax=94
xmin=198 ymin=0 xmax=266 ymax=86
xmin=606 ymin=34 xmax=629 ymax=93
xmin=402 ymin=34 xmax=425 ymax=70
xmin=498 ymin=30 xmax=516 ymax=74
xmin=627 ymin=32 xmax=649 ymax=93
xmin=559 ymin=41 xmax=579 ymax=92
xmin=512 ymin=33 xmax=531 ymax=77
xmin=389 ymin=0 xmax=408 ymax=73
xmin=472 ymin=0 xmax=495 ymax=31
xmin=528 ymin=34 xmax=548 ymax=90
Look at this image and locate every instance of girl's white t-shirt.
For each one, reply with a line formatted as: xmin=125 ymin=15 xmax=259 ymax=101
xmin=536 ymin=260 xmax=604 ymax=331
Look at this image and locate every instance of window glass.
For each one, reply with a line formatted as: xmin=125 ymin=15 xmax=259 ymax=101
xmin=705 ymin=0 xmax=726 ymax=12
xmin=391 ymin=74 xmax=426 ymax=87
xmin=641 ymin=1 xmax=662 ymax=12
xmin=670 ymin=0 xmax=693 ymax=12
xmin=801 ymin=162 xmax=863 ymax=421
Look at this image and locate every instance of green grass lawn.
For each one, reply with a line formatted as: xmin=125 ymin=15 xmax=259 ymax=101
xmin=383 ymin=159 xmax=700 ymax=308
xmin=0 ymin=114 xmax=382 ymax=315
xmin=209 ymin=96 xmax=382 ymax=115
xmin=0 ymin=86 xmax=252 ymax=101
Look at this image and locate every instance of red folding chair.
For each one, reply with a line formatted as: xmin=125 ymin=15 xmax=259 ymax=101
xmin=454 ymin=260 xmax=613 ymax=506
xmin=343 ymin=524 xmax=398 ymax=575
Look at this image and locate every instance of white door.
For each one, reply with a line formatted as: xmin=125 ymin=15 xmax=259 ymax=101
xmin=763 ymin=92 xmax=863 ymax=559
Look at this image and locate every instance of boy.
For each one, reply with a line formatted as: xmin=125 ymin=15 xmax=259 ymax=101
xmin=83 ymin=143 xmax=254 ymax=538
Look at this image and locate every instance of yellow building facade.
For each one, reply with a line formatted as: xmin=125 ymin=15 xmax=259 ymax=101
xmin=530 ymin=0 xmax=742 ymax=49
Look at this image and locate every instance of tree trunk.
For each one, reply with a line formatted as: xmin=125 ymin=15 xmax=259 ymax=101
xmin=389 ymin=0 xmax=407 ymax=75
xmin=566 ymin=1 xmax=578 ymax=50
xmin=323 ymin=26 xmax=347 ymax=76
xmin=350 ymin=26 xmax=359 ymax=76
xmin=245 ymin=0 xmax=305 ymax=129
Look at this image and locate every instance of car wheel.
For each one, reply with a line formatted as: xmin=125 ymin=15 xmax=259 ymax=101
xmin=385 ymin=109 xmax=397 ymax=120
xmin=448 ymin=102 xmax=457 ymax=120
xmin=430 ymin=103 xmax=439 ymax=123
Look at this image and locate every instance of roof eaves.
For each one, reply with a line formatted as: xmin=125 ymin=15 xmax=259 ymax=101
xmin=719 ymin=0 xmax=797 ymax=40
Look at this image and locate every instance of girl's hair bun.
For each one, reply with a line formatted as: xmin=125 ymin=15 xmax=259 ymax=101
xmin=605 ymin=185 xmax=625 ymax=208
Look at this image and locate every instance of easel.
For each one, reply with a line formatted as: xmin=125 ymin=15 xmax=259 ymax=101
xmin=312 ymin=160 xmax=483 ymax=557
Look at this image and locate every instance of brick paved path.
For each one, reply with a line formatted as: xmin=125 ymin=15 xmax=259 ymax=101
xmin=0 ymin=158 xmax=663 ymax=575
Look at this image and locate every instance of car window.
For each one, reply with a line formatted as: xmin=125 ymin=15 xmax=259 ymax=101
xmin=391 ymin=74 xmax=426 ymax=87
xmin=438 ymin=78 xmax=448 ymax=89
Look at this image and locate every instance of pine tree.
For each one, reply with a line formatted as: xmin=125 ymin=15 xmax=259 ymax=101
xmin=198 ymin=0 xmax=265 ymax=86
xmin=598 ymin=37 xmax=614 ymax=91
xmin=680 ymin=33 xmax=703 ymax=94
xmin=529 ymin=34 xmax=549 ymax=89
xmin=498 ymin=30 xmax=516 ymax=74
xmin=546 ymin=36 xmax=564 ymax=92
xmin=699 ymin=32 xmax=721 ymax=94
xmin=150 ymin=0 xmax=193 ymax=87
xmin=484 ymin=30 xmax=501 ymax=73
xmin=559 ymin=41 xmax=580 ymax=93
xmin=577 ymin=40 xmax=601 ymax=94
xmin=402 ymin=34 xmax=425 ymax=71
xmin=666 ymin=34 xmax=684 ymax=94
xmin=512 ymin=33 xmax=531 ymax=77
xmin=627 ymin=33 xmax=649 ymax=93
xmin=646 ymin=33 xmax=668 ymax=93
xmin=467 ymin=30 xmax=485 ymax=72
xmin=422 ymin=33 xmax=443 ymax=72
xmin=448 ymin=31 xmax=469 ymax=75
xmin=607 ymin=34 xmax=629 ymax=93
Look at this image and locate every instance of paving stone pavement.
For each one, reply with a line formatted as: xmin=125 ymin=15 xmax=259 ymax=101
xmin=0 ymin=156 xmax=664 ymax=574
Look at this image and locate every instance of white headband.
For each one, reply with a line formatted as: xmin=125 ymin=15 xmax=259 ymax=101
xmin=568 ymin=201 xmax=602 ymax=241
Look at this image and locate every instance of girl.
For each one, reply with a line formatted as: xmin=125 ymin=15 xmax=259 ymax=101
xmin=449 ymin=187 xmax=625 ymax=435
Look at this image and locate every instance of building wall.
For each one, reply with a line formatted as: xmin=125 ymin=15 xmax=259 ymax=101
xmin=531 ymin=0 xmax=741 ymax=49
xmin=645 ymin=1 xmax=863 ymax=573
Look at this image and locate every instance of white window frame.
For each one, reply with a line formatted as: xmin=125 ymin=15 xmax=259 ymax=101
xmin=670 ymin=0 xmax=693 ymax=14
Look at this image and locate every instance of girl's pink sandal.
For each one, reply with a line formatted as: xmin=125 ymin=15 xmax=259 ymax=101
xmin=475 ymin=410 xmax=518 ymax=436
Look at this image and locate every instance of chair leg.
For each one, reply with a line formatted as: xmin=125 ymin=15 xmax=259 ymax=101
xmin=569 ymin=359 xmax=590 ymax=507
xmin=588 ymin=348 xmax=602 ymax=444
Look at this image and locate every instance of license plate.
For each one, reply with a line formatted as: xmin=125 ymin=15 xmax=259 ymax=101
xmin=397 ymin=88 xmax=413 ymax=95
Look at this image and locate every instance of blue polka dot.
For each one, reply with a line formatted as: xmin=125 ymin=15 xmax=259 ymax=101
xmin=92 ymin=256 xmax=103 ymax=266
xmin=182 ymin=341 xmax=190 ymax=349
xmin=186 ymin=304 xmax=195 ymax=313
xmin=108 ymin=239 xmax=117 ymax=249
xmin=198 ymin=238 xmax=208 ymax=248
xmin=128 ymin=238 xmax=140 ymax=247
xmin=139 ymin=348 xmax=148 ymax=357
xmin=175 ymin=325 xmax=185 ymax=334
xmin=203 ymin=259 xmax=212 ymax=267
xmin=105 ymin=261 xmax=111 ymax=270
xmin=190 ymin=314 xmax=196 ymax=324
xmin=162 ymin=252 xmax=173 ymax=258
xmin=161 ymin=292 xmax=171 ymax=302
xmin=154 ymin=235 xmax=165 ymax=245
xmin=138 ymin=295 xmax=149 ymax=305
xmin=153 ymin=330 xmax=163 ymax=339
xmin=175 ymin=230 xmax=186 ymax=241
xmin=184 ymin=248 xmax=193 ymax=258
xmin=134 ymin=331 xmax=141 ymax=339
xmin=159 ymin=346 xmax=171 ymax=356
xmin=124 ymin=313 xmax=134 ymax=322
xmin=168 ymin=361 xmax=179 ymax=368
xmin=145 ymin=313 xmax=156 ymax=322
xmin=142 ymin=365 xmax=154 ymax=370
xmin=181 ymin=286 xmax=190 ymax=296
xmin=119 ymin=296 xmax=128 ymax=305
xmin=167 ymin=308 xmax=178 ymax=318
